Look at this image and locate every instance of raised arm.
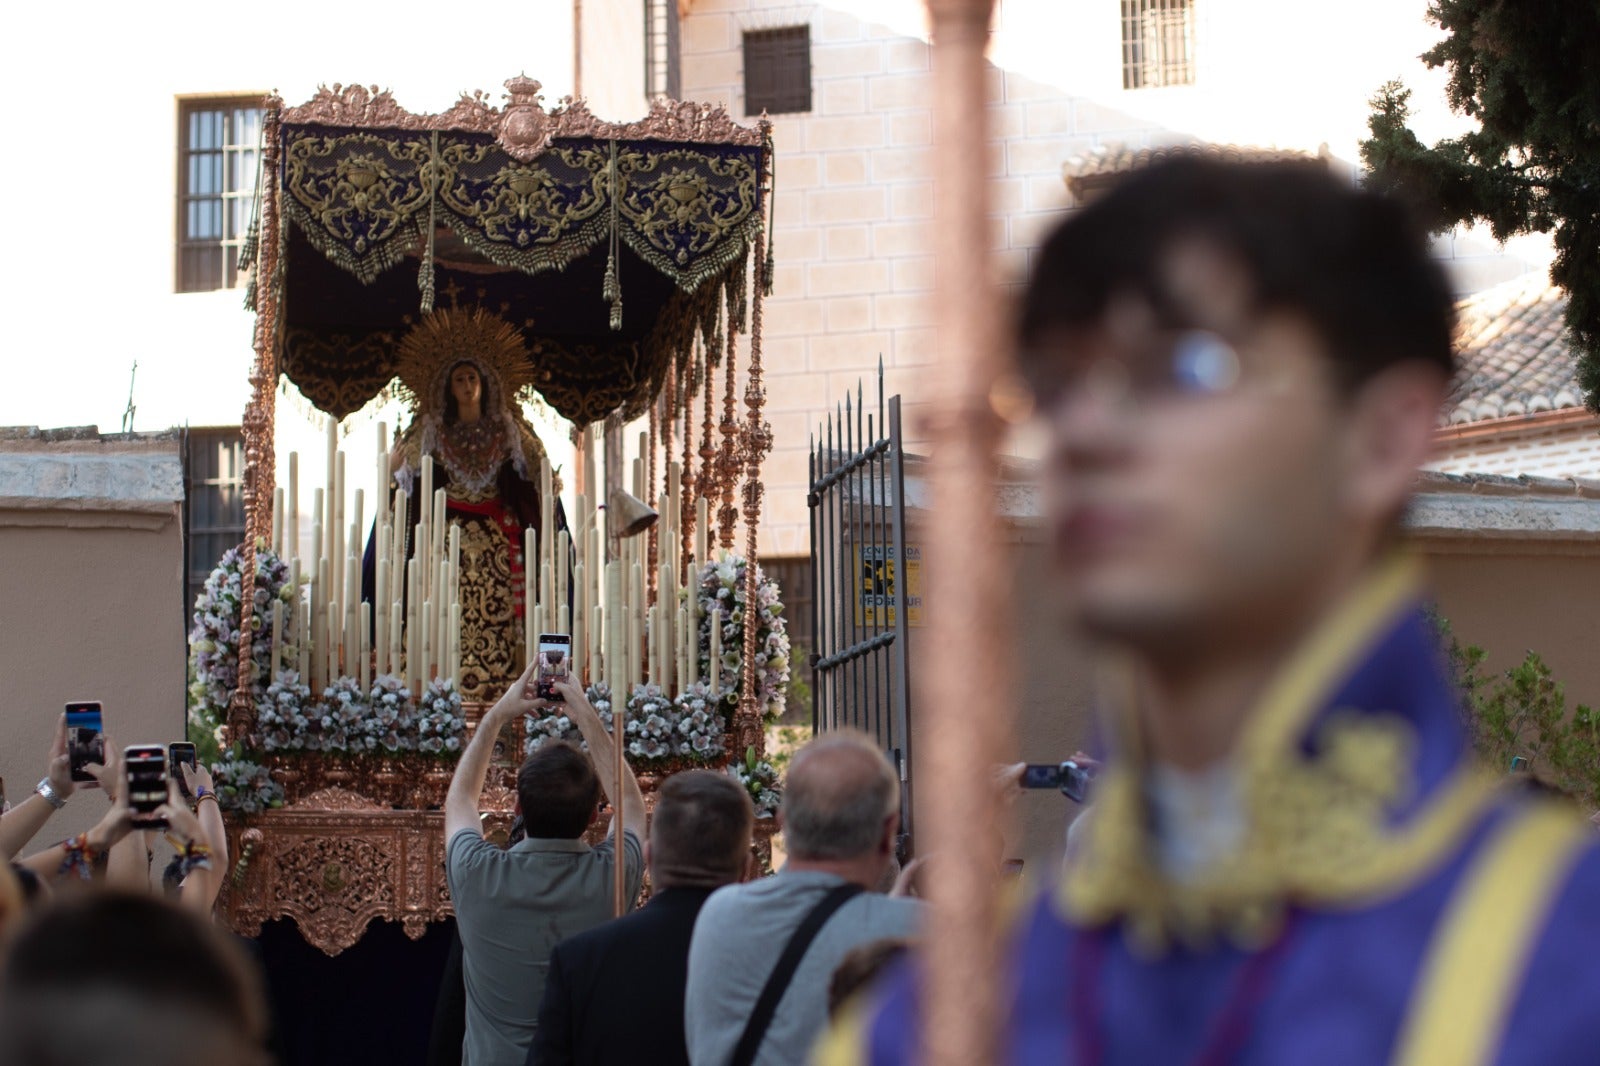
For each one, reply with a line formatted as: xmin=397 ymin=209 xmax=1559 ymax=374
xmin=551 ymin=676 xmax=646 ymax=843
xmin=445 ymin=658 xmax=542 ymax=843
xmin=0 ymin=714 xmax=77 ymax=859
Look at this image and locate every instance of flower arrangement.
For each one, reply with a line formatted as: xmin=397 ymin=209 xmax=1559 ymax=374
xmin=414 ymin=677 xmax=466 ymax=756
xmin=694 ymin=554 xmax=791 ymax=721
xmin=188 ymin=543 xmax=297 ymax=740
xmin=524 ymin=682 xmax=611 ymax=756
xmin=257 ymin=671 xmax=314 ymax=752
xmin=729 ymin=746 xmax=782 ymax=818
xmin=318 ymin=676 xmax=370 ymax=753
xmin=672 ymin=682 xmax=726 ymax=759
xmin=210 ymin=749 xmax=285 ymax=815
xmin=626 ymin=684 xmax=678 ymax=761
xmin=368 ymin=674 xmax=416 ymax=753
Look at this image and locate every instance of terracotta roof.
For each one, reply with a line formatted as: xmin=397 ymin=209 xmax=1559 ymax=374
xmin=1446 ymin=274 xmax=1582 ymax=425
xmin=1060 ymin=141 xmax=1320 ymax=198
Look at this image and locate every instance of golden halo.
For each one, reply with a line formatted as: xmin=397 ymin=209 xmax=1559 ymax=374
xmin=393 ymin=307 xmax=535 ymax=419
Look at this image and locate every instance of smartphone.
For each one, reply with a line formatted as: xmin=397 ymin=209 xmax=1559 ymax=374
xmin=534 ymin=634 xmax=572 ymax=701
xmin=124 ymin=745 xmax=170 ymax=829
xmin=64 ymin=701 xmax=106 ymax=785
xmin=1020 ymin=761 xmax=1095 ymax=804
xmin=169 ymin=743 xmax=198 ymax=800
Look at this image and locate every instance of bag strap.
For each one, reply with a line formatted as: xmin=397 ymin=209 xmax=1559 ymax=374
xmin=729 ymin=882 xmax=866 ymax=1066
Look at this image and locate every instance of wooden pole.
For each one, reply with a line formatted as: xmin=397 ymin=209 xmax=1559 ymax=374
xmin=606 ymin=559 xmax=626 ymax=917
xmin=920 ymin=1 xmax=1010 ymax=1063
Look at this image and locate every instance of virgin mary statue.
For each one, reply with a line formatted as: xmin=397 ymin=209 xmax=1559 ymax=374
xmin=382 ymin=308 xmax=564 ymax=700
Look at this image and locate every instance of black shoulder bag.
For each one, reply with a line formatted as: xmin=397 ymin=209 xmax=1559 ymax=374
xmin=728 ymin=882 xmax=865 ymax=1066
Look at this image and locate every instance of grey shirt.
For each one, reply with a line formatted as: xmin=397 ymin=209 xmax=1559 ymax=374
xmin=684 ymin=870 xmax=922 ymax=1066
xmin=447 ymin=828 xmax=643 ymax=1066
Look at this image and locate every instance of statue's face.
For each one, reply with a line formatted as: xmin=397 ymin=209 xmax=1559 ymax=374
xmin=450 ymin=365 xmax=483 ymax=410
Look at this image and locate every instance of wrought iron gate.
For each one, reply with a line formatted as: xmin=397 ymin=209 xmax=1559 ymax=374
xmin=809 ymin=366 xmax=915 ymax=851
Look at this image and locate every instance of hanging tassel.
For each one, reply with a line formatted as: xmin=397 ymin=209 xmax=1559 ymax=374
xmin=761 ymin=126 xmax=776 ymax=296
xmin=419 ymin=132 xmax=439 ymax=314
xmin=604 ymin=139 xmax=623 ymax=330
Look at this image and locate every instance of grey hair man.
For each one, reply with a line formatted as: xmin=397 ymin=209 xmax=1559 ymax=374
xmin=683 ymin=731 xmax=922 ymax=1066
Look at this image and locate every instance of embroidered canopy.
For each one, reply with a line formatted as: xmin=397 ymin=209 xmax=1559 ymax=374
xmin=254 ymin=78 xmax=771 ymax=424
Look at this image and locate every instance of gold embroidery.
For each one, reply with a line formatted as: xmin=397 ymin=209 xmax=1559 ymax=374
xmin=1057 ymin=556 xmax=1503 ymax=954
xmin=456 ymin=514 xmax=518 ymax=701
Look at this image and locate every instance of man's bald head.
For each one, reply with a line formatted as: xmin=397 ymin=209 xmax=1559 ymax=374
xmin=781 ymin=731 xmax=899 ymax=861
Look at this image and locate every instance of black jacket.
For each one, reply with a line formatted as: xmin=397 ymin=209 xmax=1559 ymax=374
xmin=527 ymin=886 xmax=718 ymax=1066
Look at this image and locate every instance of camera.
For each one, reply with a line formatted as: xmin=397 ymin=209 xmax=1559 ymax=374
xmin=1020 ymin=760 xmax=1095 ymax=803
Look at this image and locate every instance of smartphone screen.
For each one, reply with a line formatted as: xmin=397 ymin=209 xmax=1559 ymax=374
xmin=64 ymin=701 xmax=105 ymax=785
xmin=169 ymin=743 xmax=198 ymax=800
xmin=1020 ymin=764 xmax=1061 ymax=790
xmin=124 ymin=745 xmax=169 ymax=829
xmin=535 ymin=634 xmax=572 ymax=702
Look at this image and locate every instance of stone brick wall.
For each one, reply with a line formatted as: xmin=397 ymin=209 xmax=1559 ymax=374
xmin=1430 ymin=420 xmax=1600 ymax=481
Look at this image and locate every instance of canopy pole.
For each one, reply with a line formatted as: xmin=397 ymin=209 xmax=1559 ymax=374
xmin=918 ymin=1 xmax=1012 ymax=1064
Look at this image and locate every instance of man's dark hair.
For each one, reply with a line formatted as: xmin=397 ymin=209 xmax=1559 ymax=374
xmin=518 ymin=741 xmax=601 ymax=839
xmin=0 ymin=892 xmax=268 ymax=1065
xmin=650 ymin=770 xmax=754 ymax=887
xmin=1018 ymin=156 xmax=1456 ymax=390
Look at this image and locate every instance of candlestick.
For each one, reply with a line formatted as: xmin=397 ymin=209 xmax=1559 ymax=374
xmin=288 ymin=452 xmax=300 ymax=562
xmin=360 ymin=603 xmax=372 ymax=692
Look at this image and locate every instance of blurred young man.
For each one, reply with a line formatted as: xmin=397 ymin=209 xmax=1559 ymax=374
xmin=821 ymin=157 xmax=1600 ymax=1064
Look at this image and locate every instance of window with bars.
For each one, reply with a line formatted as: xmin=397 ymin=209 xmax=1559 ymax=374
xmin=184 ymin=428 xmax=246 ymax=623
xmin=1121 ymin=0 xmax=1196 ymax=89
xmin=645 ymin=0 xmax=682 ymax=100
xmin=177 ymin=100 xmax=263 ymax=293
xmin=743 ymin=25 xmax=812 ymax=115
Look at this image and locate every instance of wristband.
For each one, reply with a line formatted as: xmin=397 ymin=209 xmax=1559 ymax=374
xmin=195 ymin=790 xmax=220 ymax=808
xmin=35 ymin=778 xmax=66 ymax=810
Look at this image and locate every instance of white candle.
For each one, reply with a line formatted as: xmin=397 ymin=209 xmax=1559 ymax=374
xmin=525 ymin=527 xmax=537 ymax=668
xmin=326 ymin=601 xmax=340 ymax=685
xmin=375 ymin=422 xmax=388 ymax=539
xmin=648 ymin=605 xmax=660 ymax=686
xmin=437 ymin=560 xmax=450 ymax=681
xmin=389 ymin=601 xmax=403 ymax=681
xmin=572 ymin=562 xmax=586 ymax=676
xmin=351 ymin=488 xmax=364 ymax=564
xmin=288 ymin=452 xmax=300 ymax=562
xmin=270 ymin=601 xmax=283 ymax=682
xmin=593 ymin=604 xmax=604 ymax=680
xmin=710 ymin=605 xmax=721 ymax=697
xmin=421 ymin=598 xmax=434 ymax=683
xmin=450 ymin=602 xmax=462 ymax=689
xmin=333 ymin=452 xmax=346 ymax=641
xmin=298 ymin=592 xmax=311 ymax=682
xmin=605 ymin=561 xmax=622 ymax=695
xmin=315 ymin=556 xmax=330 ymax=690
xmin=359 ymin=602 xmax=372 ymax=692
xmin=272 ymin=487 xmax=284 ymax=556
xmin=324 ymin=419 xmax=337 ymax=569
xmin=406 ymin=558 xmax=420 ymax=694
xmin=695 ymin=496 xmax=709 ymax=566
xmin=375 ymin=563 xmax=390 ymax=676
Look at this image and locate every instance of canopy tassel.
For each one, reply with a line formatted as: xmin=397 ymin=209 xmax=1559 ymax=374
xmin=761 ymin=124 xmax=776 ymax=296
xmin=604 ymin=139 xmax=623 ymax=330
xmin=419 ymin=132 xmax=440 ymax=313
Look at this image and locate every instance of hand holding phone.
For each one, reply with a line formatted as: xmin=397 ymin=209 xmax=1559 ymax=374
xmin=534 ymin=634 xmax=572 ymax=702
xmin=169 ymin=743 xmax=198 ymax=800
xmin=1020 ymin=759 xmax=1097 ymax=803
xmin=123 ymin=745 xmax=170 ymax=830
xmin=64 ymin=701 xmax=105 ymax=786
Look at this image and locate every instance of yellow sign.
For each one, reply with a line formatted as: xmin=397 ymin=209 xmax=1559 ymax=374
xmin=855 ymin=544 xmax=923 ymax=628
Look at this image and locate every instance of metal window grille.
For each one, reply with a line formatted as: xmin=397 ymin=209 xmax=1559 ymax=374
xmin=743 ymin=25 xmax=812 ymax=115
xmin=177 ymin=100 xmax=263 ymax=293
xmin=1121 ymin=0 xmax=1196 ymax=89
xmin=183 ymin=427 xmax=246 ymax=625
xmin=645 ymin=0 xmax=682 ymax=100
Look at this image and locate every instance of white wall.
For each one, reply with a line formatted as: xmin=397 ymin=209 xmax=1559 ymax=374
xmin=665 ymin=0 xmax=1555 ymax=555
xmin=0 ymin=0 xmax=579 ymax=558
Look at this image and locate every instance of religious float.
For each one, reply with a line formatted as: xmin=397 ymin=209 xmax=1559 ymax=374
xmin=194 ymin=77 xmax=785 ymax=959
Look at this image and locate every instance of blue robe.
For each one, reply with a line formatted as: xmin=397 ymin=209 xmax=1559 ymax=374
xmin=819 ymin=558 xmax=1600 ymax=1065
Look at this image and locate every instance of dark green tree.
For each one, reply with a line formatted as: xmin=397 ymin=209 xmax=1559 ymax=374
xmin=1361 ymin=1 xmax=1600 ymax=408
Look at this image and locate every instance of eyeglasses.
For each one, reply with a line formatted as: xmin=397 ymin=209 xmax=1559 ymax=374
xmin=1024 ymin=329 xmax=1245 ymax=410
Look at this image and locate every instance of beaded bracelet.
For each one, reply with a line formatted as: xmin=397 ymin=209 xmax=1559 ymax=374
xmin=164 ymin=837 xmax=213 ymax=879
xmin=57 ymin=833 xmax=98 ymax=880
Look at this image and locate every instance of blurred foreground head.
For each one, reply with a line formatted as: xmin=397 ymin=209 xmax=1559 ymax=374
xmin=1018 ymin=157 xmax=1454 ymax=657
xmin=0 ymin=892 xmax=269 ymax=1066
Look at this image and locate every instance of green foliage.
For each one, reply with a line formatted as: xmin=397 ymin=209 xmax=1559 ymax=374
xmin=1361 ymin=1 xmax=1600 ymax=408
xmin=1430 ymin=609 xmax=1600 ymax=808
